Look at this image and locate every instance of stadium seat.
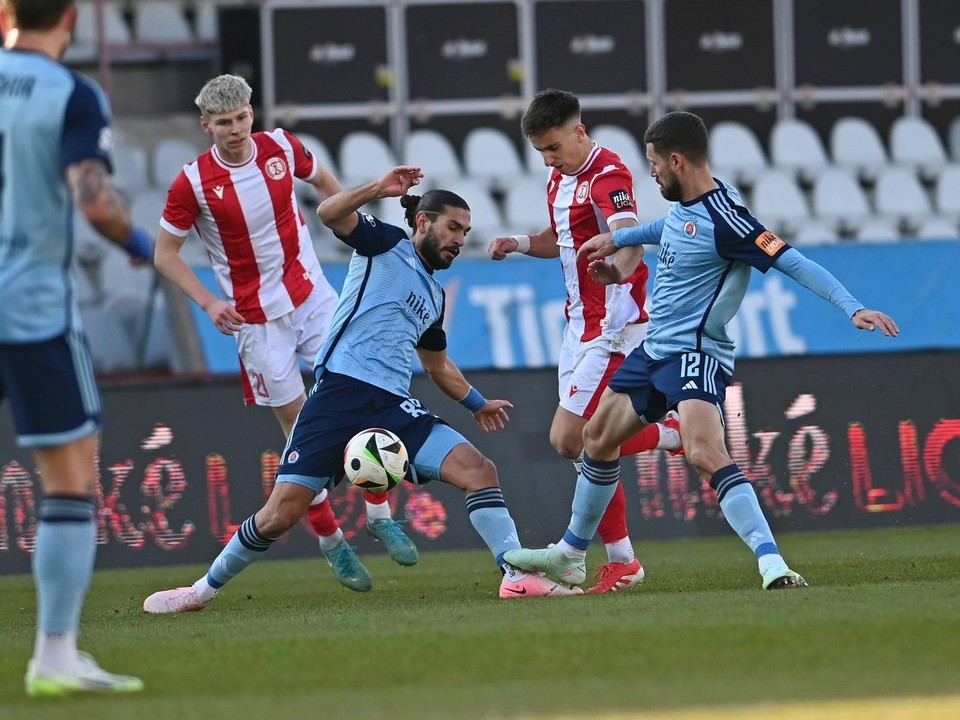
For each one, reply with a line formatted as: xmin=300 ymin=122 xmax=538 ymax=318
xmin=339 ymin=131 xmax=397 ymax=187
xmin=133 ymin=1 xmax=194 ymax=44
xmin=769 ymin=119 xmax=829 ymax=184
xmin=890 ymin=116 xmax=948 ymax=182
xmin=750 ymin=170 xmax=811 ymax=235
xmin=633 ymin=177 xmax=671 ymax=223
xmin=915 ymin=216 xmax=959 ymax=241
xmin=873 ymin=166 xmax=932 ymax=229
xmin=524 ymin=140 xmax=548 ymax=176
xmin=73 ymin=208 xmax=108 ymax=264
xmin=463 ymin=127 xmax=526 ymax=192
xmin=830 ymin=117 xmax=889 ymax=182
xmin=151 ymin=138 xmax=201 ymax=188
xmin=708 ymin=121 xmax=769 ymax=186
xmin=194 ymin=0 xmax=220 ymax=42
xmin=853 ymin=218 xmax=902 ymax=243
xmin=295 ymin=133 xmax=339 ymax=178
xmin=934 ymin=164 xmax=960 ymax=220
xmin=79 ymin=306 xmax=138 ymax=372
xmin=811 ymin=167 xmax=871 ymax=232
xmin=591 ymin=124 xmax=646 ymax=175
xmin=403 ymin=130 xmax=464 ymax=186
xmin=129 ymin=189 xmax=168 ymax=233
xmin=504 ymin=176 xmax=549 ymax=234
xmin=791 ymin=221 xmax=841 ymax=247
xmin=72 ymin=0 xmax=132 ymax=47
xmin=949 ymin=116 xmax=960 ymax=163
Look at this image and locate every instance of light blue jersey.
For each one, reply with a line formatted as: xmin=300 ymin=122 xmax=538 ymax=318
xmin=0 ymin=50 xmax=113 ymax=342
xmin=316 ymin=212 xmax=447 ymax=396
xmin=619 ymin=179 xmax=788 ymax=375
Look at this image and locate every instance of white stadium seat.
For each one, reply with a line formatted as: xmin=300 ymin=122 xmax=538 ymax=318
xmin=791 ymin=220 xmax=841 ymax=247
xmin=441 ymin=179 xmax=509 ymax=254
xmin=890 ymin=116 xmax=948 ymax=182
xmin=915 ymin=216 xmax=959 ymax=241
xmin=151 ymin=138 xmax=201 ymax=188
xmin=830 ymin=117 xmax=889 ymax=182
xmin=874 ymin=166 xmax=932 ymax=229
xmin=708 ymin=121 xmax=769 ymax=186
xmin=854 ymin=218 xmax=902 ymax=243
xmin=750 ymin=170 xmax=811 ymax=235
xmin=770 ymin=119 xmax=829 ymax=184
xmin=339 ymin=131 xmax=397 ymax=187
xmin=934 ymin=164 xmax=960 ymax=220
xmin=463 ymin=127 xmax=526 ymax=192
xmin=403 ymin=130 xmax=464 ymax=186
xmin=504 ymin=176 xmax=549 ymax=234
xmin=591 ymin=124 xmax=646 ymax=175
xmin=811 ymin=167 xmax=872 ymax=232
xmin=133 ymin=1 xmax=194 ymax=44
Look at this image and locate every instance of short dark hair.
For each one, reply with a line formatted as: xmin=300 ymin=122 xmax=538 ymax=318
xmin=520 ymin=89 xmax=581 ymax=138
xmin=1 ymin=0 xmax=73 ymax=30
xmin=643 ymin=111 xmax=709 ymax=163
xmin=400 ymin=190 xmax=469 ymax=232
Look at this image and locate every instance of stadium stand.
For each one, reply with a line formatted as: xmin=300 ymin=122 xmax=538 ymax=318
xmin=708 ymin=121 xmax=769 ymax=187
xmin=463 ymin=127 xmax=527 ymax=192
xmin=830 ymin=117 xmax=890 ymax=182
xmin=889 ymin=116 xmax=948 ymax=183
xmin=403 ymin=130 xmax=466 ymax=187
xmin=770 ymin=119 xmax=830 ymax=185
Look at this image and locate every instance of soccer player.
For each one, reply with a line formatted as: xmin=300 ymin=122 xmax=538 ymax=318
xmin=488 ymin=89 xmax=681 ymax=593
xmin=154 ymin=74 xmax=417 ymax=592
xmin=0 ymin=0 xmax=150 ymax=696
xmin=142 ymin=165 xmax=581 ymax=614
xmin=505 ymin=111 xmax=899 ymax=590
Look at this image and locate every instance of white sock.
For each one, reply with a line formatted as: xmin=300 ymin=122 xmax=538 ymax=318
xmin=758 ymin=552 xmax=788 ymax=577
xmin=192 ymin=576 xmax=219 ymax=604
xmin=605 ymin=537 xmax=636 ymax=564
xmin=317 ymin=527 xmax=345 ymax=552
xmin=657 ymin=422 xmax=682 ymax=451
xmin=572 ymin=455 xmax=584 ymax=475
xmin=365 ymin=500 xmax=392 ymax=521
xmin=309 ymin=488 xmax=329 ymax=507
xmin=33 ymin=630 xmax=78 ymax=671
xmin=503 ymin=563 xmax=527 ymax=581
xmin=556 ymin=539 xmax=587 ymax=560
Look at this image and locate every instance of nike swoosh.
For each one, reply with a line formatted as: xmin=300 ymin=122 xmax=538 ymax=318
xmin=503 ymin=586 xmax=527 ymax=595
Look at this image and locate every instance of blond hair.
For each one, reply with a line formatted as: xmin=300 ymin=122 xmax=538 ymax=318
xmin=194 ymin=74 xmax=252 ymax=117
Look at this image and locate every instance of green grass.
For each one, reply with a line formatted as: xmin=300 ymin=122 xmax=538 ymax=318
xmin=1 ymin=525 xmax=959 ymax=720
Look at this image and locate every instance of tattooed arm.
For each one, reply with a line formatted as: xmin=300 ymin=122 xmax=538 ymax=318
xmin=66 ymin=158 xmax=153 ymax=262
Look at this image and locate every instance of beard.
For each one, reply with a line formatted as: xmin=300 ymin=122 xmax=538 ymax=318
xmin=417 ymin=226 xmax=457 ymax=270
xmin=658 ymin=174 xmax=683 ymax=202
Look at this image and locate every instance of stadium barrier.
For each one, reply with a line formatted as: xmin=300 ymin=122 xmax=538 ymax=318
xmin=2 ymin=351 xmax=958 ymax=574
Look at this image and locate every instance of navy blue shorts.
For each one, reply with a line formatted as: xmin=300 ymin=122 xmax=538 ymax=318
xmin=608 ymin=344 xmax=731 ymax=422
xmin=0 ymin=331 xmax=101 ymax=448
xmin=276 ymin=371 xmax=467 ymax=494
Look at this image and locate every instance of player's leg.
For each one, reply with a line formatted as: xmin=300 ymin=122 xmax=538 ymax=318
xmin=679 ymin=397 xmax=806 ymax=590
xmin=505 ymin=347 xmax=660 ymax=584
xmin=413 ymin=423 xmax=579 ymax=598
xmin=3 ymin=335 xmax=143 ymax=695
xmin=295 ymin=293 xmax=418 ymax=568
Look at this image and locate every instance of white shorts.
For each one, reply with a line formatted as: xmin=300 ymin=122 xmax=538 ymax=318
xmin=237 ymin=277 xmax=338 ymax=407
xmin=557 ymin=321 xmax=647 ymax=418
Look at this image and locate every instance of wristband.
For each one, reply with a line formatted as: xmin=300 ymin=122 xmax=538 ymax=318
xmin=124 ymin=227 xmax=154 ymax=262
xmin=511 ymin=234 xmax=531 ymax=254
xmin=459 ymin=386 xmax=487 ymax=413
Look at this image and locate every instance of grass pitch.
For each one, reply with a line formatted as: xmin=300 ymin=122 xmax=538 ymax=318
xmin=1 ymin=524 xmax=958 ymax=720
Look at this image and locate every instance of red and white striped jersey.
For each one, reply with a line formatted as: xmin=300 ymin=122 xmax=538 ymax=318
xmin=160 ymin=128 xmax=323 ymax=324
xmin=547 ymin=143 xmax=649 ymax=343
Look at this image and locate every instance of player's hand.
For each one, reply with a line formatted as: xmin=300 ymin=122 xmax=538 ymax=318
xmin=205 ymin=299 xmax=245 ymax=335
xmin=577 ymin=232 xmax=617 ymax=262
xmin=488 ymin=236 xmax=519 ymax=260
xmin=852 ymin=308 xmax=899 ymax=337
xmin=473 ymin=400 xmax=512 ymax=433
xmin=586 ymin=259 xmax=623 ymax=286
xmin=378 ymin=165 xmax=423 ymax=197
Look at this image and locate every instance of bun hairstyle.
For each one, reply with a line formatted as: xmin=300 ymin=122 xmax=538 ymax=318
xmin=400 ymin=190 xmax=470 ymax=232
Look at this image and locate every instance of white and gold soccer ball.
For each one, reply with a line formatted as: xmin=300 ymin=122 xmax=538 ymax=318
xmin=343 ymin=428 xmax=409 ymax=493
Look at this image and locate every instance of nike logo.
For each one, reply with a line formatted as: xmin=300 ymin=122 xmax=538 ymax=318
xmin=213 ymin=185 xmax=224 ymax=199
xmin=503 ymin=586 xmax=527 ymax=595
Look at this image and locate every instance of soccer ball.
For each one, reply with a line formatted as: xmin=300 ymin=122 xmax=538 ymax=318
xmin=343 ymin=428 xmax=409 ymax=493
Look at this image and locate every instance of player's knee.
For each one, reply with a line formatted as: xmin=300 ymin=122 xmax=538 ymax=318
xmin=549 ymin=435 xmax=581 ymax=460
xmin=254 ymin=498 xmax=303 ymax=536
xmin=443 ymin=449 xmax=498 ymax=493
xmin=582 ymin=420 xmax=615 ymax=459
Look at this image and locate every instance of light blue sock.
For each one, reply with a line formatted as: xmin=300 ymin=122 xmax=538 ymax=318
xmin=206 ymin=516 xmax=276 ymax=589
xmin=464 ymin=487 xmax=519 ymax=567
xmin=712 ymin=466 xmax=779 ymax=559
xmin=33 ymin=497 xmax=97 ymax=634
xmin=566 ymin=454 xmax=620 ymax=550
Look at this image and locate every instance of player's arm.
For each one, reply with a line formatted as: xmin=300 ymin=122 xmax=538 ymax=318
xmin=578 ymin=218 xmax=666 ymax=263
xmin=773 ymin=248 xmax=899 ymax=336
xmin=318 ymin=165 xmax=423 ymax=237
xmin=307 ymin=163 xmax=343 ymax=200
xmin=416 ymin=347 xmax=513 ymax=433
xmin=586 ymin=218 xmax=646 ymax=285
xmin=66 ymin=158 xmax=152 ymax=263
xmin=154 ymin=227 xmax=244 ymax=335
xmin=488 ymin=225 xmax=559 ymax=260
